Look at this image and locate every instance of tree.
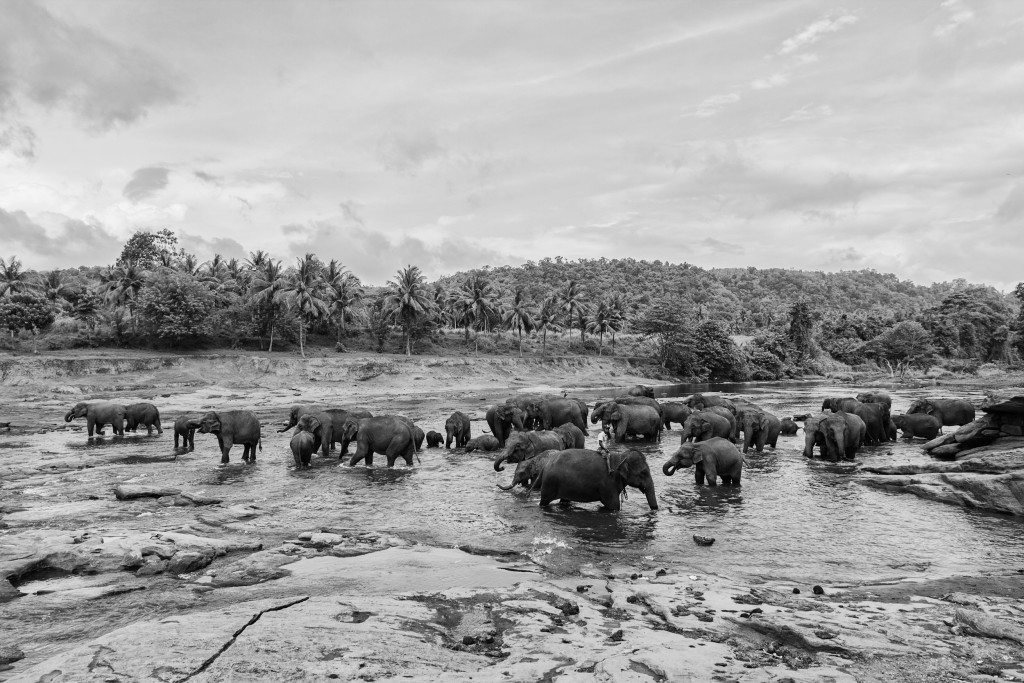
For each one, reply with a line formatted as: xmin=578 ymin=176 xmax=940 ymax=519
xmin=249 ymin=259 xmax=287 ymax=351
xmin=787 ymin=300 xmax=816 ymax=363
xmin=635 ymin=300 xmax=690 ymax=370
xmin=920 ymin=288 xmax=1013 ymax=361
xmin=689 ymin=321 xmax=749 ymax=381
xmin=535 ymin=296 xmax=561 ymax=356
xmin=35 ymin=270 xmax=73 ymax=309
xmin=102 ymin=263 xmax=147 ymax=331
xmin=117 ymin=229 xmax=180 ymax=268
xmin=560 ymin=280 xmax=582 ymax=346
xmin=0 ymin=292 xmax=55 ymax=343
xmin=136 ymin=272 xmax=215 ymax=346
xmin=863 ymin=321 xmax=934 ymax=376
xmin=587 ymin=300 xmax=615 ymax=355
xmin=1014 ymin=282 xmax=1024 ymax=359
xmin=384 ymin=265 xmax=433 ymax=356
xmin=0 ymin=257 xmax=33 ymax=298
xmin=325 ymin=261 xmax=364 ymax=341
xmin=281 ymin=253 xmax=329 ymax=358
xmin=457 ymin=274 xmax=501 ymax=350
xmin=503 ymin=286 xmax=535 ymax=357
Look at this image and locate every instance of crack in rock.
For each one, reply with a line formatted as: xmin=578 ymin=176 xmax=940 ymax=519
xmin=176 ymin=596 xmax=310 ymax=682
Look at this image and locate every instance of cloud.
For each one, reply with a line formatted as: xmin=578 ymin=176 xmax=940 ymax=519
xmin=778 ymin=14 xmax=858 ymax=54
xmin=0 ymin=208 xmax=119 ymax=265
xmin=782 ymin=104 xmax=834 ymax=122
xmin=176 ymin=231 xmax=247 ymax=262
xmin=934 ymin=0 xmax=975 ymax=37
xmin=995 ymin=181 xmax=1024 ymax=222
xmin=694 ymin=93 xmax=741 ymax=117
xmin=698 ymin=237 xmax=744 ymax=254
xmin=0 ymin=0 xmax=178 ymax=135
xmin=376 ymin=129 xmax=445 ymax=175
xmin=751 ymin=73 xmax=789 ymax=90
xmin=0 ymin=121 xmax=35 ymax=160
xmin=123 ymin=167 xmax=170 ymax=202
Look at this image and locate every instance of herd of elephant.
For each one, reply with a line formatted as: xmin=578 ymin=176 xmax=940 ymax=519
xmin=60 ymin=385 xmax=977 ymax=513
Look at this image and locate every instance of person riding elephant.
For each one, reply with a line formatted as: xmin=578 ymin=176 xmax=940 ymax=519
xmin=680 ymin=411 xmax=733 ymax=442
xmin=191 ymin=410 xmax=262 ymax=464
xmin=907 ymin=398 xmax=976 ymax=426
xmin=532 ymin=448 xmax=659 ymax=511
xmin=124 ymin=403 xmax=162 ymax=436
xmin=493 ymin=430 xmax=568 ymax=470
xmin=739 ymin=409 xmax=782 ymax=453
xmin=526 ymin=397 xmax=587 ymax=432
xmin=821 ymin=397 xmax=861 ymax=413
xmin=606 ymin=403 xmax=662 ymax=442
xmin=496 ymin=449 xmax=557 ymax=491
xmin=779 ymin=417 xmax=799 ymax=436
xmin=64 ymin=401 xmax=126 ymax=438
xmin=425 ymin=430 xmax=444 ymax=448
xmin=663 ymin=437 xmax=743 ymax=486
xmin=856 ymin=391 xmax=893 ymax=410
xmin=892 ymin=413 xmax=942 ymax=439
xmin=464 ymin=434 xmax=500 ymax=453
xmin=344 ymin=416 xmax=417 ymax=467
xmin=445 ymin=411 xmax=472 ymax=449
xmin=803 ymin=412 xmax=865 ymax=461
xmin=174 ymin=415 xmax=196 ymax=450
xmin=553 ymin=423 xmax=586 ymax=449
xmin=661 ymin=402 xmax=692 ymax=430
xmin=324 ymin=407 xmax=372 ymax=453
xmin=486 ymin=404 xmax=526 ymax=447
xmin=686 ymin=394 xmax=737 ymax=415
xmin=627 ymin=385 xmax=655 ymax=398
xmin=290 ymin=429 xmax=317 ymax=469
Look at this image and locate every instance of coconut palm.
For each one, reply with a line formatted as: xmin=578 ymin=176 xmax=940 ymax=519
xmin=503 ymin=286 xmax=535 ymax=357
xmin=457 ymin=273 xmax=501 ymax=350
xmin=102 ymin=263 xmax=147 ymax=330
xmin=246 ymin=250 xmax=268 ymax=272
xmin=178 ymin=253 xmax=201 ymax=277
xmin=560 ymin=280 xmax=582 ymax=346
xmin=0 ymin=257 xmax=33 ymax=298
xmin=587 ymin=299 xmax=620 ymax=356
xmin=431 ymin=284 xmax=451 ymax=328
xmin=35 ymin=270 xmax=73 ymax=309
xmin=384 ymin=264 xmax=433 ymax=356
xmin=325 ymin=260 xmax=364 ymax=341
xmin=535 ymin=296 xmax=562 ymax=357
xmin=608 ymin=294 xmax=625 ymax=355
xmin=249 ymin=259 xmax=287 ymax=352
xmin=281 ymin=253 xmax=330 ymax=358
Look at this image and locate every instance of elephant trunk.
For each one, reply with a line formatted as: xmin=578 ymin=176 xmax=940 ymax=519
xmin=662 ymin=460 xmax=677 ymax=477
xmin=644 ymin=482 xmax=659 ymax=510
xmin=493 ymin=451 xmax=509 ymax=472
xmin=64 ymin=410 xmax=75 ymax=422
xmin=496 ymin=481 xmax=515 ymax=491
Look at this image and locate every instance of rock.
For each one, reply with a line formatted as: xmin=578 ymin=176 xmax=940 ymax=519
xmin=462 ymin=635 xmax=476 ymax=645
xmin=954 ymin=609 xmax=1024 ymax=645
xmin=982 ymin=395 xmax=1024 ymax=415
xmin=166 ymin=549 xmax=216 ymax=574
xmin=209 ymin=550 xmax=296 ymax=588
xmin=609 ymin=629 xmax=624 ymax=641
xmin=792 ymin=588 xmax=801 ymax=594
xmin=0 ymin=644 xmax=25 ymax=665
xmin=555 ymin=598 xmax=580 ymax=616
xmin=120 ymin=550 xmax=145 ymax=570
xmin=136 ymin=558 xmax=167 ymax=576
xmin=113 ymin=485 xmax=182 ymax=500
xmin=693 ymin=535 xmax=715 ymax=546
xmin=302 ymin=533 xmax=347 ymax=548
xmin=812 ymin=585 xmax=825 ymax=595
xmin=179 ymin=492 xmax=223 ymax=506
xmin=923 ymin=434 xmax=956 ymax=451
xmin=1002 ymin=425 xmax=1023 ymax=436
xmin=941 ymin=592 xmax=983 ymax=608
xmin=930 ymin=444 xmax=963 ymax=459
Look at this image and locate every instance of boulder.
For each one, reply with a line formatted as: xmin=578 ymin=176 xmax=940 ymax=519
xmin=0 ymin=644 xmax=25 ymax=665
xmin=166 ymin=549 xmax=216 ymax=575
xmin=208 ymin=550 xmax=297 ymax=588
xmin=954 ymin=608 xmax=1024 ymax=645
xmin=114 ymin=485 xmax=182 ymax=500
xmin=981 ymin=395 xmax=1024 ymax=416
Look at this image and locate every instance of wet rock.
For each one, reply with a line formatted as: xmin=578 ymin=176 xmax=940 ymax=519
xmin=113 ymin=485 xmax=182 ymax=500
xmin=812 ymin=585 xmax=825 ymax=595
xmin=136 ymin=558 xmax=167 ymax=576
xmin=209 ymin=550 xmax=297 ymax=588
xmin=120 ymin=550 xmax=145 ymax=570
xmin=941 ymin=592 xmax=984 ymax=608
xmin=953 ymin=609 xmax=1024 ymax=645
xmin=860 ymin=471 xmax=1024 ymax=516
xmin=0 ymin=644 xmax=25 ymax=665
xmin=166 ymin=549 xmax=216 ymax=575
xmin=792 ymin=588 xmax=801 ymax=594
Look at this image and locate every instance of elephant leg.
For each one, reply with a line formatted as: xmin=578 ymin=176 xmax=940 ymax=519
xmin=188 ymin=431 xmax=195 ymax=451
xmin=720 ymin=475 xmax=733 ymax=485
xmin=87 ymin=417 xmax=95 ymax=437
xmin=600 ymin=490 xmax=621 ymax=512
xmin=705 ymin=475 xmax=718 ymax=486
xmin=217 ymin=436 xmax=230 ymax=464
xmin=114 ymin=418 xmax=124 ymax=437
xmin=175 ymin=433 xmax=180 ymax=448
xmin=156 ymin=418 xmax=162 ymax=435
xmin=694 ymin=464 xmax=704 ymax=485
xmin=293 ymin=448 xmax=303 ymax=469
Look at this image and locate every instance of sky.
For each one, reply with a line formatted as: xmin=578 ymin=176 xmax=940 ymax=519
xmin=0 ymin=0 xmax=1022 ymax=288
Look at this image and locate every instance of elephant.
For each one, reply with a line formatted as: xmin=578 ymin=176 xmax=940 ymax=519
xmin=295 ymin=413 xmax=333 ymax=458
xmin=533 ymin=448 xmax=659 ymax=511
xmin=627 ymin=384 xmax=655 ymax=398
xmin=803 ymin=412 xmax=865 ymax=461
xmin=290 ymin=430 xmax=316 ymax=469
xmin=907 ymin=398 xmax=976 ymax=426
xmin=553 ymin=423 xmax=587 ymax=449
xmin=526 ymin=397 xmax=586 ymax=432
xmin=487 ymin=404 xmax=526 ymax=447
xmin=324 ymin=407 xmax=372 ymax=453
xmin=445 ymin=411 xmax=472 ymax=449
xmin=851 ymin=401 xmax=892 ymax=444
xmin=345 ymin=416 xmax=417 ymax=467
xmin=856 ymin=391 xmax=893 ymax=411
xmin=464 ymin=434 xmax=500 ymax=453
xmin=425 ymin=430 xmax=444 ymax=448
xmin=610 ymin=396 xmax=664 ymax=422
xmin=173 ymin=415 xmax=196 ymax=450
xmin=663 ymin=437 xmax=743 ymax=486
xmin=64 ymin=402 xmax=125 ymax=437
xmin=779 ymin=417 xmax=799 ymax=436
xmin=278 ymin=405 xmax=320 ymax=433
xmin=686 ymin=394 xmax=737 ymax=415
xmin=496 ymin=449 xmax=556 ymax=491
xmin=704 ymin=405 xmax=738 ymax=438
xmin=606 ymin=403 xmax=661 ymax=442
xmin=281 ymin=405 xmax=370 ymax=456
xmin=680 ymin=411 xmax=733 ymax=442
xmin=412 ymin=425 xmax=425 ymax=451
xmin=661 ymin=402 xmax=692 ymax=430
xmin=821 ymin=397 xmax=861 ymax=413
xmin=124 ymin=403 xmax=162 ymax=435
xmin=740 ymin=410 xmax=782 ymax=453
xmin=192 ymin=410 xmax=262 ymax=464
xmin=493 ymin=430 xmax=567 ymax=469
xmin=892 ymin=413 xmax=942 ymax=439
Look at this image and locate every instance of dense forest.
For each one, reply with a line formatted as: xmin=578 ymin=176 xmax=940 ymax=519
xmin=0 ymin=230 xmax=1020 ymax=382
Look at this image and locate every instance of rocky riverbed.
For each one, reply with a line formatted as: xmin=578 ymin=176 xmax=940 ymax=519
xmin=1 ymin=351 xmax=1024 ymax=681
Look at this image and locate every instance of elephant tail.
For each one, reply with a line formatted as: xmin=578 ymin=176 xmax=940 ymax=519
xmin=258 ymin=437 xmax=263 ymax=452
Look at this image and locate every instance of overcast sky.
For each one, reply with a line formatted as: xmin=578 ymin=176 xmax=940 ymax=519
xmin=1 ymin=0 xmax=1022 ymax=287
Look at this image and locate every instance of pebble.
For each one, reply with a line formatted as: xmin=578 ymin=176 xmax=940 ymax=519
xmin=813 ymin=585 xmax=825 ymax=595
xmin=792 ymin=588 xmax=801 ymax=594
xmin=610 ymin=629 xmax=624 ymax=641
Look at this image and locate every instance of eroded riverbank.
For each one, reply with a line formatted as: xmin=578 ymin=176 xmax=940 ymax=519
xmin=2 ymin=352 xmax=1024 ymax=681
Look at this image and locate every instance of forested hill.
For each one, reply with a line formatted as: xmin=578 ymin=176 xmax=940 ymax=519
xmin=435 ymin=258 xmax=1001 ymax=334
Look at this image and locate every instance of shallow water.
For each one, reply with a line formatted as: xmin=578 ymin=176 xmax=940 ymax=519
xmin=6 ymin=382 xmax=1019 ymax=590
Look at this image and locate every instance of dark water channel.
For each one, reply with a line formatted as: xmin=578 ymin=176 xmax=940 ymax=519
xmin=7 ymin=381 xmax=1022 ymax=590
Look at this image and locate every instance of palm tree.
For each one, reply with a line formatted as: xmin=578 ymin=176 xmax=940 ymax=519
xmin=503 ymin=286 xmax=535 ymax=357
xmin=178 ymin=253 xmax=201 ymax=276
xmin=325 ymin=260 xmax=364 ymax=341
xmin=250 ymin=259 xmax=287 ymax=351
xmin=587 ymin=299 xmax=618 ymax=356
xmin=431 ymin=284 xmax=451 ymax=328
xmin=560 ymin=280 xmax=582 ymax=347
xmin=535 ymin=296 xmax=562 ymax=357
xmin=608 ymin=294 xmax=625 ymax=355
xmin=281 ymin=253 xmax=329 ymax=358
xmin=0 ymin=257 xmax=33 ymax=298
xmin=384 ymin=264 xmax=433 ymax=356
xmin=102 ymin=263 xmax=146 ymax=330
xmin=35 ymin=270 xmax=72 ymax=309
xmin=246 ymin=250 xmax=268 ymax=272
xmin=457 ymin=274 xmax=501 ymax=350
xmin=574 ymin=304 xmax=592 ymax=347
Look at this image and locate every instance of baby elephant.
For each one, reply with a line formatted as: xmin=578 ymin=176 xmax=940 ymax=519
xmin=780 ymin=418 xmax=799 ymax=436
xmin=663 ymin=437 xmax=743 ymax=486
xmin=290 ymin=430 xmax=317 ymax=469
xmin=174 ymin=415 xmax=196 ymax=451
xmin=892 ymin=413 xmax=942 ymax=440
xmin=425 ymin=430 xmax=444 ymax=448
xmin=464 ymin=434 xmax=500 ymax=453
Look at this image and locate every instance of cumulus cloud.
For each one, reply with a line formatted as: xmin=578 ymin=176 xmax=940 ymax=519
xmin=123 ymin=167 xmax=170 ymax=202
xmin=0 ymin=0 xmax=178 ymax=137
xmin=778 ymin=14 xmax=858 ymax=54
xmin=0 ymin=208 xmax=119 ymax=264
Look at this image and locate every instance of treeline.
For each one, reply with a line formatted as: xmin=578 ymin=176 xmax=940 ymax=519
xmin=0 ymin=231 xmax=1020 ymax=382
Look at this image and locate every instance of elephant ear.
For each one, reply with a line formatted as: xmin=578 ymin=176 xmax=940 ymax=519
xmin=308 ymin=416 xmax=322 ymax=433
xmin=609 ymin=450 xmax=631 ymax=476
xmin=690 ymin=446 xmax=705 ymax=464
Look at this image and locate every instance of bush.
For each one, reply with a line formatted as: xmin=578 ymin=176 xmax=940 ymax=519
xmin=0 ymin=293 xmax=55 ymax=337
xmin=135 ymin=272 xmax=215 ymax=346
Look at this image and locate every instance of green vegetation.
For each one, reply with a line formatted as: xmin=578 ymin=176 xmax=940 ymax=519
xmin=0 ymin=232 xmax=1020 ymax=382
